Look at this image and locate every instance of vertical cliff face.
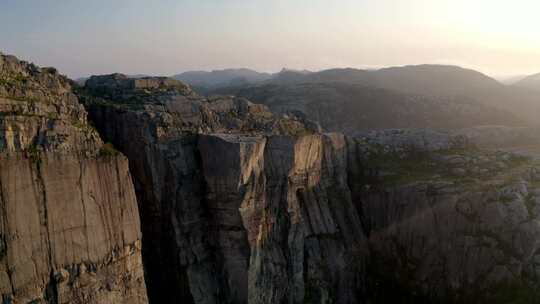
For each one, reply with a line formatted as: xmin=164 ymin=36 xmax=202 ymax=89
xmin=198 ymin=134 xmax=368 ymax=304
xmin=0 ymin=55 xmax=147 ymax=303
xmin=82 ymin=75 xmax=367 ymax=303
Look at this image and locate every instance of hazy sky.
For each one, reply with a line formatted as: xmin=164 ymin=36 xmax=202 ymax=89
xmin=1 ymin=0 xmax=540 ymax=78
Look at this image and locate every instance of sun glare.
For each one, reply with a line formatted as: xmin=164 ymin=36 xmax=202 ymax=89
xmin=439 ymin=0 xmax=540 ymax=50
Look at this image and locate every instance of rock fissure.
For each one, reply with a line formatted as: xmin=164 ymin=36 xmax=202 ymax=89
xmin=35 ymin=154 xmax=55 ymax=273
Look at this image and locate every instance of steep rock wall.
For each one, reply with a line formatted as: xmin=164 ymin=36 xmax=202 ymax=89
xmin=0 ymin=54 xmax=147 ymax=303
xmin=198 ymin=134 xmax=368 ymax=304
xmin=84 ymin=75 xmax=367 ymax=304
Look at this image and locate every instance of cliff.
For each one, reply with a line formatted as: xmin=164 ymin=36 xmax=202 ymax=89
xmin=82 ymin=75 xmax=540 ymax=303
xmin=82 ymin=75 xmax=366 ymax=303
xmin=5 ymin=51 xmax=540 ymax=304
xmin=0 ymin=55 xmax=147 ymax=303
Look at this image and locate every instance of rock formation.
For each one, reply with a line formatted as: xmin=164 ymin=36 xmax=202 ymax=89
xmin=4 ymin=52 xmax=540 ymax=304
xmin=82 ymin=75 xmax=367 ymax=303
xmin=351 ymin=131 xmax=540 ymax=303
xmin=82 ymin=74 xmax=540 ymax=303
xmin=0 ymin=54 xmax=147 ymax=303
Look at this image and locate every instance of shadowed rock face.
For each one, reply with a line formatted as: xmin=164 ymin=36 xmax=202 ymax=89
xmin=349 ymin=135 xmax=540 ymax=303
xmin=198 ymin=134 xmax=368 ymax=304
xmin=0 ymin=54 xmax=147 ymax=303
xmin=82 ymin=73 xmax=540 ymax=303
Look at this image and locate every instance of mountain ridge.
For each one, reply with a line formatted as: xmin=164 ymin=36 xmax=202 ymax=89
xmin=514 ymin=72 xmax=540 ymax=91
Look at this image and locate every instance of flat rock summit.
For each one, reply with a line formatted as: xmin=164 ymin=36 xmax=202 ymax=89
xmin=2 ymin=53 xmax=540 ymax=303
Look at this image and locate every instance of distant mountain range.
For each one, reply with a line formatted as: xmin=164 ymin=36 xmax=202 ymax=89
xmin=266 ymin=65 xmax=501 ymax=96
xmin=212 ymin=82 xmax=522 ymax=134
xmin=172 ymin=65 xmax=502 ymax=92
xmin=186 ymin=65 xmax=538 ymax=132
xmin=76 ymin=65 xmax=540 ymax=132
xmin=173 ymin=64 xmax=540 ymax=94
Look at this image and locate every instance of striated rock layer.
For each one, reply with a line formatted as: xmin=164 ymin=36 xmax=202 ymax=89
xmin=84 ymin=73 xmax=540 ymax=303
xmin=0 ymin=54 xmax=147 ymax=303
xmin=198 ymin=133 xmax=368 ymax=304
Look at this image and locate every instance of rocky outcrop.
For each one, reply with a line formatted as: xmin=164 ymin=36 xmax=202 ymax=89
xmin=351 ymin=134 xmax=540 ymax=303
xmin=84 ymin=74 xmax=193 ymax=101
xmin=0 ymin=54 xmax=147 ymax=303
xmin=82 ymin=75 xmax=366 ymax=304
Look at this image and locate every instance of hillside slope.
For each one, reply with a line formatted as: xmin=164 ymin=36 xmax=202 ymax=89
xmin=214 ymin=82 xmax=522 ymax=134
xmin=206 ymin=65 xmax=540 ymax=127
xmin=515 ymin=73 xmax=540 ymax=91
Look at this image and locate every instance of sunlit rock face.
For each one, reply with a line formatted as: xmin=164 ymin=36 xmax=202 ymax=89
xmin=83 ymin=75 xmax=367 ymax=304
xmin=0 ymin=54 xmax=147 ymax=304
xmin=198 ymin=133 xmax=368 ymax=304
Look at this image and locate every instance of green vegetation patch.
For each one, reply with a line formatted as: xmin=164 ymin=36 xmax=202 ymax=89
xmin=0 ymin=73 xmax=29 ymax=87
xmin=524 ymin=194 xmax=537 ymax=218
xmin=25 ymin=142 xmax=42 ymax=165
xmin=362 ymin=149 xmax=443 ymax=186
xmin=46 ymin=112 xmax=59 ymax=120
xmin=98 ymin=142 xmax=120 ymax=158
